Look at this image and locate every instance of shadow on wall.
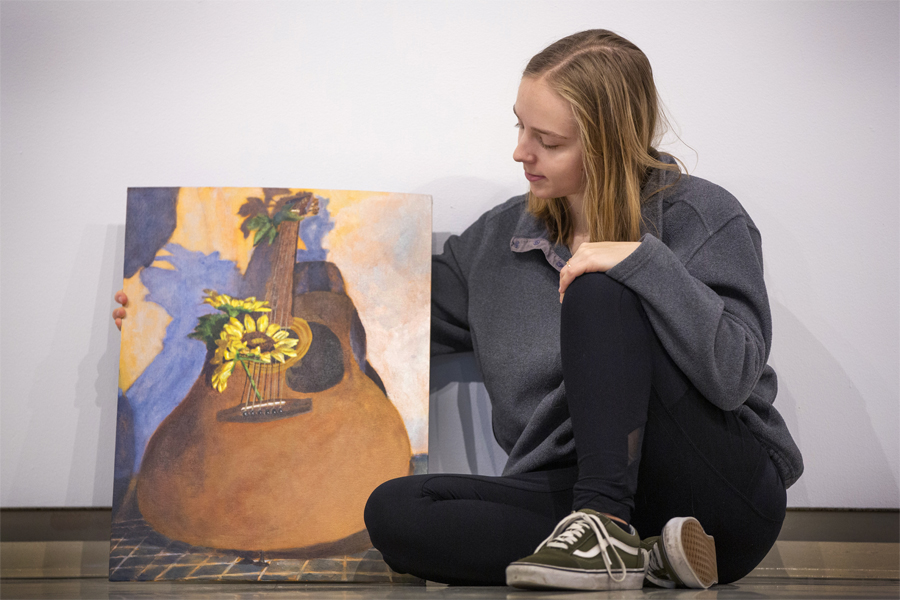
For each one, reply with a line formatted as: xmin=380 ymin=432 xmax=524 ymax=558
xmin=429 ymin=352 xmax=507 ymax=476
xmin=14 ymin=224 xmax=122 ymax=507
xmin=77 ymin=224 xmax=123 ymax=506
xmin=769 ymin=300 xmax=899 ymax=508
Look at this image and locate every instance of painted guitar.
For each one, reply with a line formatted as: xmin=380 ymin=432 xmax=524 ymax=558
xmin=136 ymin=192 xmax=412 ymax=554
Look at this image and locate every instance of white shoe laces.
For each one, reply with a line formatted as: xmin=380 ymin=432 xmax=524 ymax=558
xmin=537 ymin=511 xmax=628 ymax=583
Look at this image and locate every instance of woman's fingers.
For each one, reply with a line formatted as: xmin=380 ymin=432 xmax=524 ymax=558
xmin=558 ymin=242 xmax=640 ymax=302
xmin=113 ymin=290 xmax=128 ymax=331
xmin=558 ymin=259 xmax=585 ymax=303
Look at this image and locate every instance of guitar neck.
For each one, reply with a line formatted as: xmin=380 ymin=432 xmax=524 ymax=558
xmin=265 ymin=218 xmax=300 ymax=328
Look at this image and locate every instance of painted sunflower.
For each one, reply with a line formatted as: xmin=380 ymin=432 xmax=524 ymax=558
xmin=209 ymin=314 xmax=301 ymax=394
xmin=203 ymin=289 xmax=271 ymax=313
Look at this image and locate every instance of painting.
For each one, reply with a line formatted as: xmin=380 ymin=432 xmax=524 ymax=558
xmin=110 ymin=188 xmax=431 ymax=582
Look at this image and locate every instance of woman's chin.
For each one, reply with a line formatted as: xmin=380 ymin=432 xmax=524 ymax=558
xmin=528 ymin=183 xmax=551 ymax=199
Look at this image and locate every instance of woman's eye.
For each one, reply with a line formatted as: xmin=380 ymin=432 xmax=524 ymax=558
xmin=538 ymin=138 xmax=558 ymax=150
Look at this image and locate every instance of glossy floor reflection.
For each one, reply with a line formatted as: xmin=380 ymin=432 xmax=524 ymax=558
xmin=1 ymin=577 xmax=898 ymax=599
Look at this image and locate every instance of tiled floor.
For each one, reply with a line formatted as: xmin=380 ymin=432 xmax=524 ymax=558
xmin=1 ymin=577 xmax=899 ymax=599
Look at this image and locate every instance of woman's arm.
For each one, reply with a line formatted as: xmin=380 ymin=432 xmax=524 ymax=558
xmin=606 ymin=214 xmax=771 ymax=411
xmin=431 ymin=219 xmax=489 ymax=356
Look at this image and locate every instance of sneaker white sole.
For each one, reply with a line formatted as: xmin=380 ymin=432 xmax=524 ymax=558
xmin=506 ymin=563 xmax=647 ymax=591
xmin=661 ymin=516 xmax=718 ymax=588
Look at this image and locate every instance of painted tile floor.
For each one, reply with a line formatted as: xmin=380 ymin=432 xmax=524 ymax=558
xmin=2 ymin=578 xmax=898 ymax=599
xmin=108 ymin=517 xmax=415 ymax=583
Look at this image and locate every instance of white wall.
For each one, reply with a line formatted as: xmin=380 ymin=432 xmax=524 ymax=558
xmin=1 ymin=0 xmax=897 ymax=509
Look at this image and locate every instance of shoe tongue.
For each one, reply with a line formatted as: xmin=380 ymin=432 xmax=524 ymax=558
xmin=562 ymin=521 xmax=587 ymax=540
xmin=547 ymin=519 xmax=589 ymax=549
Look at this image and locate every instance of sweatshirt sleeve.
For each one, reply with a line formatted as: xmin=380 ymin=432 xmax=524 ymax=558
xmin=606 ymin=213 xmax=772 ymax=411
xmin=431 ymin=221 xmax=482 ymax=356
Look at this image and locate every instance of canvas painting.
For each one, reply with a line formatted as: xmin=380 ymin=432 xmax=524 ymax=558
xmin=111 ymin=188 xmax=431 ymax=582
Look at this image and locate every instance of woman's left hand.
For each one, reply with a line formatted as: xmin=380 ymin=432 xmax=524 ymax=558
xmin=559 ymin=241 xmax=641 ymax=303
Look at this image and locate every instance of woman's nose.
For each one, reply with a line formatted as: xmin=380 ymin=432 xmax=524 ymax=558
xmin=513 ymin=138 xmax=531 ymax=163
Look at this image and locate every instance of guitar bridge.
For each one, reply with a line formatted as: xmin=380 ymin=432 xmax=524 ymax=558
xmin=217 ymin=398 xmax=312 ymax=423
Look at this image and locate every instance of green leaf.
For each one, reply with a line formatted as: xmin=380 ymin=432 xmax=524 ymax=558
xmin=221 ymin=304 xmax=242 ymax=319
xmin=188 ymin=313 xmax=230 ymax=352
xmin=246 ymin=214 xmax=268 ymax=230
xmin=253 ymin=223 xmax=272 ymax=246
xmin=266 ymin=227 xmax=278 ymax=245
xmin=272 ymin=204 xmax=306 ymax=226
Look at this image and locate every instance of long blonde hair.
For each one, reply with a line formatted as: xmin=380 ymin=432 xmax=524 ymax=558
xmin=524 ymin=30 xmax=680 ymax=244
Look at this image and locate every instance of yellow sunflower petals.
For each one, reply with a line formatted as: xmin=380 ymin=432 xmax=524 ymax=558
xmin=243 ymin=314 xmax=256 ymax=332
xmin=257 ymin=314 xmax=269 ymax=333
xmin=211 ymin=361 xmax=235 ymax=392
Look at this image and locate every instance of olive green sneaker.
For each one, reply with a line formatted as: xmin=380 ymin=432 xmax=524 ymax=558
xmin=642 ymin=516 xmax=718 ymax=589
xmin=506 ymin=509 xmax=648 ymax=590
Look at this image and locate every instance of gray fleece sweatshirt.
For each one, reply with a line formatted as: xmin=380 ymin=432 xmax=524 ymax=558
xmin=431 ymin=168 xmax=804 ymax=488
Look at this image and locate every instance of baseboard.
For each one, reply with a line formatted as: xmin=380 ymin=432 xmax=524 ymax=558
xmin=1 ymin=541 xmax=109 ymax=578
xmin=746 ymin=541 xmax=900 ymax=580
xmin=2 ymin=508 xmax=898 ymax=580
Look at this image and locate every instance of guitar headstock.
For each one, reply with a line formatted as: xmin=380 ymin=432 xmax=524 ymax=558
xmin=284 ymin=192 xmax=319 ymax=220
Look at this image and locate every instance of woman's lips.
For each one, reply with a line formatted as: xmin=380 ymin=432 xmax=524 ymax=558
xmin=524 ymin=172 xmax=545 ymax=182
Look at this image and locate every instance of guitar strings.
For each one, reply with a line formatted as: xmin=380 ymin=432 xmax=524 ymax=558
xmin=262 ymin=214 xmax=296 ymax=407
xmin=237 ymin=204 xmax=302 ymax=411
xmin=269 ymin=218 xmax=290 ymax=405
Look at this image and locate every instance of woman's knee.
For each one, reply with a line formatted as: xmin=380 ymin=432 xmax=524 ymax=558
xmin=561 ymin=273 xmax=651 ymax=344
xmin=562 ymin=272 xmax=641 ymax=317
xmin=365 ymin=477 xmax=410 ymax=545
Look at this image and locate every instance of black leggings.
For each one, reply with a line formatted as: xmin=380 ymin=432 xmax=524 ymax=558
xmin=365 ymin=273 xmax=786 ymax=585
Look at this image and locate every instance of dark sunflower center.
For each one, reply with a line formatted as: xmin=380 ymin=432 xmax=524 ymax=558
xmin=243 ymin=332 xmax=275 ymax=352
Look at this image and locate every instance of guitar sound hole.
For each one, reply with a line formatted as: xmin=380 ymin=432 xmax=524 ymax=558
xmin=286 ymin=322 xmax=344 ymax=393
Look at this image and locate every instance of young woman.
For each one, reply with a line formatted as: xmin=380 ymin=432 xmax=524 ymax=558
xmin=361 ymin=29 xmax=802 ymax=590
xmin=115 ymin=29 xmax=802 ymax=591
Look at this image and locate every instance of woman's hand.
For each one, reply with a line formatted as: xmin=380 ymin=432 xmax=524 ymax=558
xmin=559 ymin=241 xmax=640 ymax=303
xmin=113 ymin=290 xmax=128 ymax=331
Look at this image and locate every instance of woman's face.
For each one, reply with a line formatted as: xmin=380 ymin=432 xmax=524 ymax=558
xmin=513 ymin=76 xmax=584 ymax=202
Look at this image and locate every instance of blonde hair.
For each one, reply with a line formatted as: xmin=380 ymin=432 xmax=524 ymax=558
xmin=524 ymin=30 xmax=680 ymax=244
